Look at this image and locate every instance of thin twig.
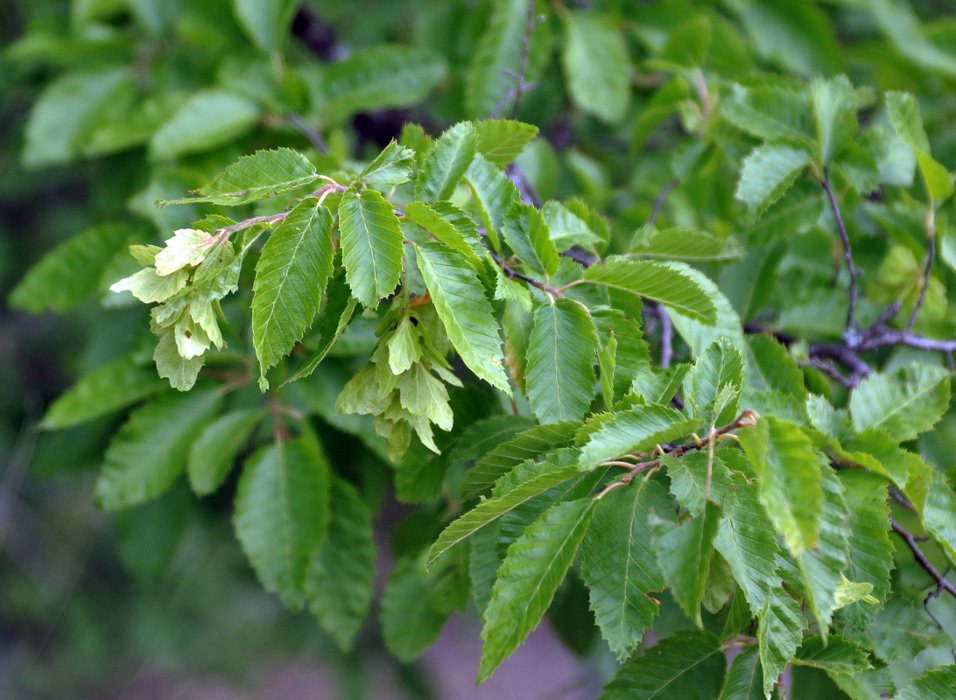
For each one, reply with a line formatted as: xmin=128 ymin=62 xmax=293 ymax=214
xmin=486 ymin=246 xmax=563 ymax=298
xmin=798 ymin=357 xmax=856 ymax=388
xmin=490 ymin=5 xmax=543 ymax=119
xmin=287 ymin=112 xmax=328 ymax=154
xmin=889 ymin=514 xmax=956 ymax=601
xmin=646 ymin=178 xmax=679 ymax=228
xmin=907 ymin=211 xmax=936 ymax=332
xmin=821 ymin=168 xmax=861 ymax=345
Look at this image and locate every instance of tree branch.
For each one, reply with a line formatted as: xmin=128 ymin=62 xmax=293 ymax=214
xmin=821 ymin=168 xmax=861 ymax=345
xmin=889 ymin=514 xmax=956 ymax=601
xmin=490 ymin=4 xmax=543 ymax=119
xmin=646 ymin=177 xmax=678 ymax=228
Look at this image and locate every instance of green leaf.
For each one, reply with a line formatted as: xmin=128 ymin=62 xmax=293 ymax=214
xmin=416 ymin=121 xmax=478 ymax=201
xmin=579 ymin=478 xmax=670 ymax=661
xmin=416 ymin=241 xmax=511 ymax=394
xmin=811 ymin=75 xmax=857 ymax=165
xmin=838 ymin=470 xmax=893 ymax=607
xmin=9 ymin=222 xmax=137 ymax=312
xmin=339 ymin=188 xmax=404 ymax=308
xmin=629 ymin=226 xmax=744 ymax=262
xmin=746 ymin=334 xmax=806 ymax=401
xmin=849 ymin=363 xmax=950 ymax=441
xmin=542 ymin=201 xmax=604 ymax=250
xmin=465 ymin=0 xmax=544 ymax=118
xmin=525 ymin=298 xmax=597 ymax=423
xmin=357 ymin=140 xmax=415 ymax=188
xmin=252 ymin=199 xmax=334 ymax=382
xmin=40 ymin=357 xmax=165 ymax=430
xmin=794 ymin=635 xmax=871 ymax=674
xmin=95 ymin=388 xmax=221 ymax=510
xmin=233 ymin=439 xmax=330 ymax=608
xmin=735 ymin=144 xmax=810 ymax=219
xmin=794 ymin=467 xmax=849 ymax=640
xmin=501 ymin=201 xmax=559 ymax=276
xmin=478 ymin=498 xmax=596 ymax=682
xmin=598 ymin=330 xmax=617 ymax=407
xmin=664 ymin=451 xmax=732 ymax=518
xmin=284 ymin=270 xmax=358 ymax=384
xmin=867 ymin=596 xmax=951 ymax=662
xmin=584 ymin=258 xmax=717 ymax=324
xmin=464 ymin=152 xmax=521 ymax=249
xmin=474 ymin=119 xmax=539 ymax=166
xmin=739 ymin=417 xmax=823 ymax=556
xmin=578 ymin=404 xmax=700 ymax=470
xmin=162 ymin=148 xmax=319 ymax=206
xmin=305 ymin=477 xmax=375 ymax=652
xmin=311 ymin=46 xmax=447 ymax=124
xmin=459 ymin=419 xmax=577 ymax=499
xmin=600 ymin=630 xmax=726 ymax=699
xmin=232 ymin=0 xmax=297 ymax=52
xmin=562 ymin=11 xmax=630 ymax=123
xmin=650 ymin=502 xmax=720 ymax=628
xmin=386 ymin=316 xmax=421 ymax=375
xmin=713 ymin=472 xmax=781 ymax=615
xmin=428 ymin=462 xmax=578 ymax=567
xmin=758 ymin=587 xmax=806 ymax=696
xmin=718 ymin=645 xmax=764 ymax=700
xmin=719 ymin=83 xmax=813 ymax=147
xmin=187 ymin=409 xmax=260 ymax=496
xmin=149 ymin=90 xmax=261 ymax=161
xmin=885 ymin=91 xmax=930 ymax=154
xmin=685 ymin=338 xmax=743 ymax=426
xmin=896 ymin=666 xmax=956 ymax=700
xmin=381 ymin=554 xmax=449 ymax=662
xmin=23 ymin=67 xmax=132 ymax=169
xmin=923 ymin=482 xmax=956 ymax=565
xmin=403 ymin=200 xmax=484 ymax=270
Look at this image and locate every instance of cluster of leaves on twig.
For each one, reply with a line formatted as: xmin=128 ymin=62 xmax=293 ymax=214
xmin=8 ymin=0 xmax=956 ymax=698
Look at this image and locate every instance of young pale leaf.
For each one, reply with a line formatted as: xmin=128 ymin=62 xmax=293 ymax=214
xmin=252 ymin=199 xmax=334 ymax=382
xmin=579 ymin=478 xmax=670 ymax=661
xmin=305 ymin=477 xmax=375 ymax=652
xmin=387 ymin=316 xmax=421 ymax=375
xmin=739 ymin=417 xmax=823 ymax=556
xmin=339 ymin=188 xmax=404 ymax=308
xmin=40 ymin=357 xmax=165 ymax=430
xmin=153 ymin=333 xmax=204 ymax=391
xmin=600 ymin=630 xmax=726 ymax=699
xmin=849 ymin=363 xmax=950 ymax=441
xmin=713 ymin=472 xmax=781 ymax=615
xmin=427 ymin=465 xmax=579 ymax=567
xmin=651 ymin=501 xmax=721 ymax=628
xmin=811 ymin=75 xmax=857 ymax=165
xmin=478 ymin=498 xmax=596 ymax=682
xmin=794 ymin=468 xmax=849 ymax=641
xmin=149 ymin=90 xmax=260 ymax=161
xmin=717 ymin=645 xmax=764 ymax=700
xmin=758 ymin=587 xmax=806 ymax=696
xmin=233 ymin=439 xmax=330 ymax=609
xmin=459 ymin=419 xmax=577 ymax=499
xmin=562 ymin=11 xmax=630 ymax=123
xmin=896 ymin=666 xmax=956 ymax=700
xmin=584 ymin=258 xmax=717 ymax=324
xmin=313 ymin=46 xmax=447 ymax=124
xmin=95 ymin=388 xmax=222 ymax=510
xmin=381 ymin=555 xmax=450 ymax=662
xmin=474 ymin=119 xmax=539 ymax=166
xmin=578 ymin=404 xmax=700 ymax=470
xmin=525 ymin=298 xmax=597 ymax=423
xmin=187 ymin=409 xmax=260 ymax=496
xmin=735 ymin=144 xmax=810 ymax=218
xmin=110 ymin=268 xmax=187 ymax=304
xmin=416 ymin=121 xmax=478 ymax=201
xmin=501 ymin=201 xmax=559 ymax=276
xmin=162 ymin=148 xmax=319 ymax=206
xmin=9 ymin=222 xmax=137 ymax=312
xmin=356 ymin=140 xmax=415 ymax=188
xmin=416 ymin=241 xmax=511 ymax=394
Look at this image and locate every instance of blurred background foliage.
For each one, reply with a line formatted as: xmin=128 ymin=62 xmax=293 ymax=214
xmin=3 ymin=0 xmax=956 ymax=697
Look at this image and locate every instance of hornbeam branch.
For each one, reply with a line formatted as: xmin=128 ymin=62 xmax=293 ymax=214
xmin=889 ymin=514 xmax=956 ymax=602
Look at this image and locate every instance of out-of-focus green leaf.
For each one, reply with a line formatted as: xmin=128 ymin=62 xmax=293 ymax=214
xmin=562 ymin=11 xmax=630 ymax=123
